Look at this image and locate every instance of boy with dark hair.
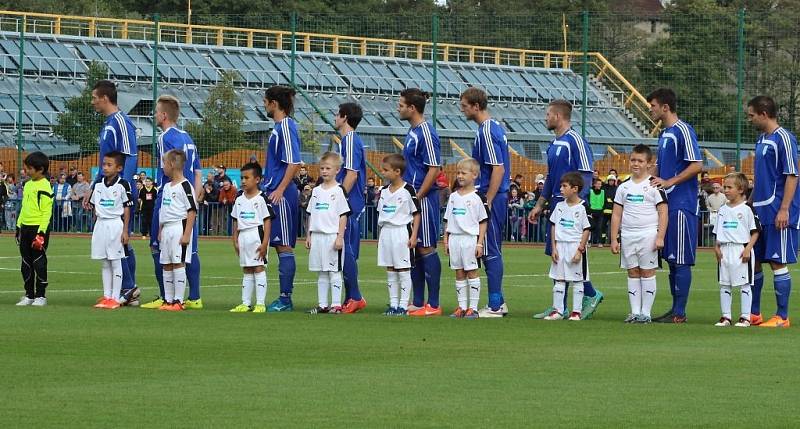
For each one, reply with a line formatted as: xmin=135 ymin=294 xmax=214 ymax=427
xmin=16 ymin=151 xmax=54 ymax=306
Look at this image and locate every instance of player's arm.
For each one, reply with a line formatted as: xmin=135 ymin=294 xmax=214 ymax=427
xmin=743 ymin=210 xmax=761 ymax=261
xmin=529 ymin=175 xmax=552 ymax=222
xmin=304 ymin=214 xmax=312 ymax=250
xmin=443 ymin=227 xmax=450 ymax=256
xmin=121 ymin=205 xmax=130 ymax=245
xmin=341 ymin=136 xmax=361 ymax=194
xmin=609 ymin=203 xmax=622 ymax=254
xmin=777 ymin=175 xmax=798 ymax=230
xmin=417 ymin=165 xmax=440 ymax=199
xmin=659 ymin=161 xmax=703 ymax=189
xmin=409 ymin=212 xmax=421 ymax=249
xmin=342 ymin=170 xmax=358 ymax=194
xmin=181 ymin=182 xmax=198 ymax=245
xmin=485 ymin=164 xmax=505 ymax=207
xmin=714 ymin=240 xmax=722 ymax=262
xmin=655 ymin=200 xmax=668 ymax=250
xmin=35 ymin=185 xmax=54 ymax=235
xmin=476 ymin=220 xmax=487 ymax=258
xmin=576 ymin=229 xmax=590 ymax=263
xmin=335 ymin=213 xmax=347 ymax=250
xmin=194 ymin=169 xmax=203 ymax=200
xmin=269 ymin=163 xmax=300 ymax=204
xmin=232 ymin=219 xmax=240 ymax=255
xmin=550 ymin=223 xmax=558 ymax=263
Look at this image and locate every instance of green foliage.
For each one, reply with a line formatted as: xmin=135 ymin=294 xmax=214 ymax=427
xmin=52 ymin=61 xmax=108 ymax=155
xmin=185 ymin=70 xmax=247 ymax=159
xmin=297 ymin=116 xmax=325 ymax=158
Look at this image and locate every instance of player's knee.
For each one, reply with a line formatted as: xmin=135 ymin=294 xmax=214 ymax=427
xmin=276 ymin=245 xmax=293 ymax=254
xmin=465 ymin=270 xmax=479 ymax=280
xmin=639 ymin=268 xmax=656 ymax=278
xmin=769 ymin=261 xmax=787 ymax=272
xmin=417 ymin=246 xmax=435 ymax=256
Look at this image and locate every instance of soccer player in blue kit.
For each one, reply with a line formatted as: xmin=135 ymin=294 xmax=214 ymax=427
xmin=262 ymin=85 xmax=302 ymax=312
xmin=528 ymin=100 xmax=605 ymax=319
xmin=89 ymin=80 xmax=139 ymax=304
xmin=747 ymin=95 xmax=799 ymax=328
xmin=140 ymin=95 xmax=204 ymax=309
xmin=646 ymin=88 xmax=703 ymax=324
xmin=459 ymin=87 xmax=511 ymax=317
xmin=398 ymin=88 xmax=444 ymax=317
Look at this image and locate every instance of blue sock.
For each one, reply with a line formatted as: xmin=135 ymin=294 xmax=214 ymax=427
xmin=278 ymin=252 xmax=296 ymax=304
xmin=342 ymin=250 xmax=361 ymax=301
xmin=187 ymin=253 xmax=201 ymax=300
xmin=668 ymin=265 xmax=677 ymax=313
xmin=411 ymin=255 xmax=426 ymax=307
xmin=752 ymin=271 xmax=764 ymax=315
xmin=151 ymin=250 xmax=164 ymax=299
xmin=121 ymin=245 xmax=136 ymax=291
xmin=774 ymin=269 xmax=792 ymax=319
xmin=672 ymin=264 xmax=692 ymax=317
xmin=484 ymin=255 xmax=505 ymax=310
xmin=583 ymin=280 xmax=597 ymax=297
xmin=423 ymin=252 xmax=441 ymax=308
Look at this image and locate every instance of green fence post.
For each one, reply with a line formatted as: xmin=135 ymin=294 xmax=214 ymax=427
xmin=735 ymin=8 xmax=745 ymax=171
xmin=151 ymin=14 xmax=160 ymax=178
xmin=16 ymin=16 xmax=25 ymax=171
xmin=290 ymin=12 xmax=296 ymax=87
xmin=581 ymin=11 xmax=588 ymax=138
xmin=431 ymin=14 xmax=439 ymax=124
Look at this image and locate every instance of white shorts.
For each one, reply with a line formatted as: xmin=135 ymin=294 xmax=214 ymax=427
xmin=448 ymin=234 xmax=480 ymax=271
xmin=620 ymin=233 xmax=660 ymax=270
xmin=91 ymin=218 xmax=125 ymax=260
xmin=309 ymin=232 xmax=342 ymax=272
xmin=719 ymin=243 xmax=755 ymax=287
xmin=377 ymin=225 xmax=413 ymax=269
xmin=238 ymin=227 xmax=267 ymax=267
xmin=549 ymin=241 xmax=589 ymax=282
xmin=160 ymin=222 xmax=192 ymax=264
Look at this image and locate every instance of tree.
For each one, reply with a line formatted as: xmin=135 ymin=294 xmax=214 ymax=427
xmin=185 ymin=70 xmax=247 ymax=159
xmin=52 ymin=61 xmax=108 ymax=156
xmin=298 ymin=115 xmax=326 ymax=157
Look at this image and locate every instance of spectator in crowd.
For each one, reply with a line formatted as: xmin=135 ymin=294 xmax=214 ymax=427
xmin=299 ymin=184 xmax=313 ymax=236
xmin=0 ymin=161 xmax=5 ymax=178
xmin=200 ymin=180 xmax=219 ymax=235
xmin=437 ymin=171 xmax=451 ymax=213
xmin=214 ymin=164 xmax=231 ymax=189
xmin=588 ymin=178 xmax=606 ymax=247
xmin=508 ymin=187 xmax=524 ymax=241
xmin=511 ymin=174 xmax=524 ymax=192
xmin=66 ymin=166 xmax=79 ymax=186
xmin=139 ymin=177 xmax=157 ymax=238
xmin=603 ymin=175 xmax=618 ymax=242
xmin=365 ymin=177 xmax=378 ymax=238
xmin=529 ymin=179 xmax=549 ymax=242
xmin=700 ymin=171 xmax=711 ymax=187
xmin=70 ymin=172 xmax=92 ymax=232
xmin=294 ymin=165 xmax=314 ymax=189
xmin=0 ymin=170 xmax=6 ymax=229
xmin=53 ymin=173 xmax=72 ymax=231
xmin=746 ymin=179 xmax=754 ymax=200
xmin=608 ymin=168 xmax=618 ymax=178
xmin=4 ymin=173 xmax=17 ymax=231
xmin=705 ymin=181 xmax=726 ymax=214
xmin=218 ymin=178 xmax=238 ymax=235
xmin=593 ymin=169 xmax=600 ymax=180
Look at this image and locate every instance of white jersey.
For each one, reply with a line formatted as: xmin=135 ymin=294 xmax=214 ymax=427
xmin=306 ymin=184 xmax=351 ymax=234
xmin=159 ymin=179 xmax=197 ymax=224
xmin=232 ymin=191 xmax=275 ymax=231
xmin=90 ymin=175 xmax=133 ymax=219
xmin=377 ymin=182 xmax=420 ymax=227
xmin=549 ymin=200 xmax=591 ymax=243
xmin=444 ymin=189 xmax=489 ymax=236
xmin=713 ymin=202 xmax=760 ymax=244
xmin=613 ymin=176 xmax=667 ymax=238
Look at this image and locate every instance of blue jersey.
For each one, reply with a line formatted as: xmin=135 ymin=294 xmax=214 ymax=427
xmin=157 ymin=127 xmax=201 ymax=187
xmin=753 ymin=126 xmax=800 ymax=227
xmin=472 ymin=119 xmax=511 ymax=194
xmin=402 ymin=121 xmax=441 ymax=190
xmin=98 ymin=110 xmax=138 ymax=182
xmin=542 ymin=128 xmax=594 ymax=201
xmin=656 ymin=119 xmax=702 ymax=214
xmin=336 ymin=131 xmax=366 ymax=214
xmin=263 ymin=117 xmax=302 ymax=191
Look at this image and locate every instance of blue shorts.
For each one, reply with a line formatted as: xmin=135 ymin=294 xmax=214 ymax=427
xmin=151 ymin=189 xmax=198 ymax=254
xmin=754 ymin=225 xmax=798 ymax=264
xmin=485 ymin=192 xmax=507 ymax=260
xmin=268 ymin=184 xmax=299 ymax=248
xmin=662 ymin=209 xmax=697 ymax=266
xmin=345 ymin=211 xmax=362 ymax=260
xmin=417 ymin=189 xmax=440 ymax=249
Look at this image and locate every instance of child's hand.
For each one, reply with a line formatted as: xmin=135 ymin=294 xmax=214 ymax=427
xmin=475 ymin=243 xmax=484 ymax=258
xmin=257 ymin=243 xmax=267 ymax=260
xmin=233 ymin=240 xmax=240 ymax=256
xmin=334 ymin=236 xmax=344 ymax=250
xmin=443 ymin=239 xmax=449 ymax=255
xmin=740 ymin=248 xmax=751 ymax=262
xmin=305 ymin=236 xmax=311 ymax=250
xmin=180 ymin=234 xmax=190 ymax=246
xmin=654 ymin=237 xmax=665 ymax=250
xmin=407 ymin=235 xmax=417 ymax=249
xmin=551 ymin=249 xmax=559 ymax=263
xmin=610 ymin=239 xmax=620 ymax=254
xmin=714 ymin=247 xmax=722 ymax=263
xmin=571 ymin=251 xmax=582 ymax=264
xmin=121 ymin=231 xmax=129 ymax=246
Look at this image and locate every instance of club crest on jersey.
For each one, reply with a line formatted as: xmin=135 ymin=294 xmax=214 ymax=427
xmin=737 ymin=213 xmax=744 ymax=220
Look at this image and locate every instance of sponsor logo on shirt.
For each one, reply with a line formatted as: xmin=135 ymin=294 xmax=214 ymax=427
xmin=626 ymin=194 xmax=645 ymax=203
xmin=241 ymin=211 xmax=256 ymax=220
xmin=559 ymin=218 xmax=575 ymax=228
xmin=315 ymin=202 xmax=330 ymax=210
xmin=453 ymin=208 xmax=467 ymax=216
xmin=99 ymin=198 xmax=115 ymax=207
xmin=163 ymin=197 xmax=172 ymax=206
xmin=723 ymin=221 xmax=739 ymax=229
xmin=382 ymin=205 xmax=397 ymax=213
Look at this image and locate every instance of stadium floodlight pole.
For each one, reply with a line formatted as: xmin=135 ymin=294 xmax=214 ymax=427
xmin=16 ymin=16 xmax=25 ymax=172
xmin=581 ymin=11 xmax=588 ymax=138
xmin=431 ymin=14 xmax=439 ymax=124
xmin=290 ymin=11 xmax=296 ymax=87
xmin=735 ymin=8 xmax=745 ymax=171
xmin=151 ymin=14 xmax=160 ymax=179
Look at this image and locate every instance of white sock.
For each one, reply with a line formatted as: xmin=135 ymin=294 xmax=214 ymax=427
xmin=387 ymin=271 xmax=400 ymax=309
xmin=740 ymin=284 xmax=752 ymax=320
xmin=241 ymin=273 xmax=255 ymax=306
xmin=173 ymin=266 xmax=187 ymax=303
xmin=398 ymin=270 xmax=412 ymax=310
xmin=317 ymin=272 xmax=330 ymax=308
xmin=330 ymin=271 xmax=343 ymax=307
xmin=101 ymin=260 xmax=112 ymax=299
xmin=254 ymin=271 xmax=267 ymax=306
xmin=640 ymin=276 xmax=657 ymax=317
xmin=553 ymin=281 xmax=566 ymax=314
xmin=627 ymin=277 xmax=642 ymax=315
xmin=571 ymin=281 xmax=584 ymax=314
xmin=467 ymin=277 xmax=481 ymax=311
xmin=455 ymin=280 xmax=468 ymax=310
xmin=163 ymin=269 xmax=174 ymax=303
xmin=720 ymin=285 xmax=733 ymax=319
xmin=110 ymin=259 xmax=123 ymax=303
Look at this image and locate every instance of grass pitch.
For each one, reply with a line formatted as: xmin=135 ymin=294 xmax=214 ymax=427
xmin=0 ymin=235 xmax=798 ymax=427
